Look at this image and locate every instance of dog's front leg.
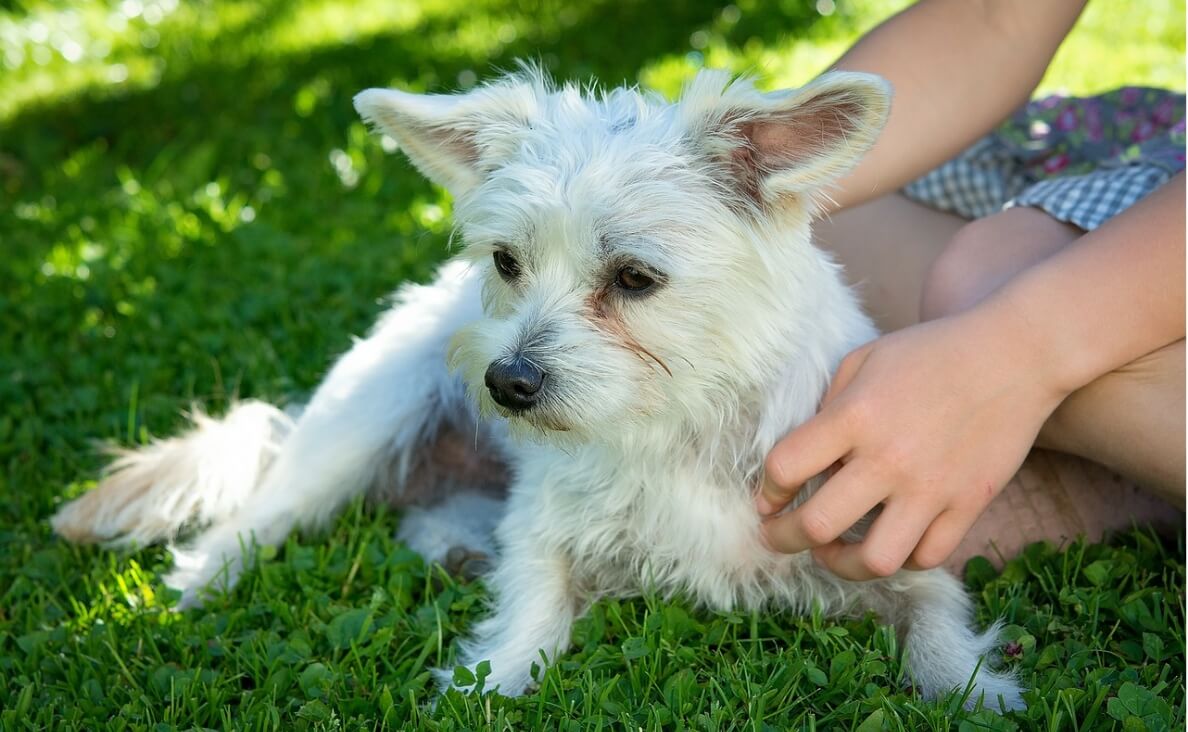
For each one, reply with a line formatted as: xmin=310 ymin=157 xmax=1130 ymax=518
xmin=165 ymin=260 xmax=485 ymax=606
xmin=441 ymin=541 xmax=577 ymax=698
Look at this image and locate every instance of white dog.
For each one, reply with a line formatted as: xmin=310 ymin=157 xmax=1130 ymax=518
xmin=52 ymin=67 xmax=1024 ymax=711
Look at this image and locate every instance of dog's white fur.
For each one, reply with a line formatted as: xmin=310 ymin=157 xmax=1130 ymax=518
xmin=52 ymin=68 xmax=1024 ymax=711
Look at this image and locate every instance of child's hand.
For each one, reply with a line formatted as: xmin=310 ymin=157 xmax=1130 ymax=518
xmin=758 ymin=307 xmax=1067 ymax=579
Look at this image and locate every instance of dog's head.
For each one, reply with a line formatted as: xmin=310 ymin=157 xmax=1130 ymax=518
xmin=355 ymin=68 xmax=888 ymax=442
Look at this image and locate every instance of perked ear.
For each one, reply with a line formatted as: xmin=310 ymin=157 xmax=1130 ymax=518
xmin=353 ymin=79 xmax=540 ymax=195
xmin=683 ymin=70 xmax=891 ymax=208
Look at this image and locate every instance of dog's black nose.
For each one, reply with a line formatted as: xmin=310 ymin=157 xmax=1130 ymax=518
xmin=485 ymin=359 xmax=546 ymax=411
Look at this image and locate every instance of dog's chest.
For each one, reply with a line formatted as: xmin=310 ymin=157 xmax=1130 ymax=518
xmin=518 ymin=446 xmax=778 ymax=609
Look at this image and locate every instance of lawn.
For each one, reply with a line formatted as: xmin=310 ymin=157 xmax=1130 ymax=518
xmin=1 ymin=0 xmax=1184 ymax=729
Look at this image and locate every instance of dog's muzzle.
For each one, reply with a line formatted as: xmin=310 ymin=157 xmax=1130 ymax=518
xmin=485 ymin=358 xmax=546 ymax=412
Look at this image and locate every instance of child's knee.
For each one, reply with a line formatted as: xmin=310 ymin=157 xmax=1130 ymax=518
xmin=919 ymin=207 xmax=1079 ymax=321
xmin=919 ymin=216 xmax=1007 ymax=320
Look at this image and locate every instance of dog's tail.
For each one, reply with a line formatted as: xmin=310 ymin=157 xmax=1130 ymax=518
xmin=895 ymin=570 xmax=1026 ymax=712
xmin=52 ymin=400 xmax=297 ymax=548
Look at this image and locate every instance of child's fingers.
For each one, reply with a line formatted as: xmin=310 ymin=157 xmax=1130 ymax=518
xmin=759 ymin=409 xmax=851 ymax=515
xmin=758 ymin=343 xmax=873 ymax=516
xmin=760 ymin=461 xmax=883 ymax=554
xmin=903 ymin=508 xmax=978 ymax=570
xmin=809 ymin=500 xmax=934 ymax=580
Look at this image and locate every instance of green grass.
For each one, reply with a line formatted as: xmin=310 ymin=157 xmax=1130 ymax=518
xmin=1 ymin=0 xmax=1184 ymax=729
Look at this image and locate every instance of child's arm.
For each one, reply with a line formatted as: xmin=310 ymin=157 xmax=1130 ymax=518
xmin=759 ymin=174 xmax=1185 ymax=579
xmin=825 ymin=0 xmax=1088 ymax=211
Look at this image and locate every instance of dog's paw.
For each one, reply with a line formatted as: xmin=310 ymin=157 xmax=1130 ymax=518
xmin=443 ymin=545 xmax=493 ymax=580
xmin=160 ymin=531 xmax=251 ymax=609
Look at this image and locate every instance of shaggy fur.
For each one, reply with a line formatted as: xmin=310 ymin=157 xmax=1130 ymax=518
xmin=52 ymin=67 xmax=1025 ymax=711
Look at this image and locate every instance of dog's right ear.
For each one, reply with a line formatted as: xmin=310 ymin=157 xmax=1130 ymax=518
xmin=354 ymin=80 xmax=539 ymax=195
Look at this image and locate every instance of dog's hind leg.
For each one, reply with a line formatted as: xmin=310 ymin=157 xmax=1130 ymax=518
xmin=57 ymin=260 xmax=486 ymax=607
xmin=372 ymin=415 xmax=511 ymax=576
xmin=165 ymin=260 xmax=486 ymax=606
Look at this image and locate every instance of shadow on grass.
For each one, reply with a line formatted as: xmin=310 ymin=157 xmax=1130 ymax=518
xmin=4 ymin=0 xmax=835 ymax=172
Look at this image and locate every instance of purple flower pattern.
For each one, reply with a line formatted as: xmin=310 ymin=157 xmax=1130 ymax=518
xmin=997 ymin=87 xmax=1186 ymax=181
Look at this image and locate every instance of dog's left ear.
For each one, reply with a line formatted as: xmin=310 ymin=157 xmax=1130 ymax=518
xmin=354 ymin=79 xmax=538 ymax=195
xmin=684 ymin=71 xmax=891 ymax=208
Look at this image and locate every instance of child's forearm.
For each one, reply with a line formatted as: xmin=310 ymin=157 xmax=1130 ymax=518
xmin=826 ymin=0 xmax=1088 ymax=211
xmin=975 ymin=174 xmax=1186 ymax=399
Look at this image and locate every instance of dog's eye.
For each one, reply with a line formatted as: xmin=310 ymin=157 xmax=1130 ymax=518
xmin=493 ymin=250 xmax=521 ymax=280
xmin=615 ymin=266 xmax=655 ymax=293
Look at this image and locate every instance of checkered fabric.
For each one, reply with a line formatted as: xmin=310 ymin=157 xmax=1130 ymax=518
xmin=903 ymin=148 xmax=1174 ymax=231
xmin=1008 ymin=164 xmax=1173 ymax=229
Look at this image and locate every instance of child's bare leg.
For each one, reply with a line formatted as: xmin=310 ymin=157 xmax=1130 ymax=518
xmin=1039 ymin=341 xmax=1185 ymax=506
xmin=918 ymin=206 xmax=1080 ymax=320
xmin=814 ymin=193 xmax=968 ymax=332
xmin=918 ymin=205 xmax=1186 ymax=503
